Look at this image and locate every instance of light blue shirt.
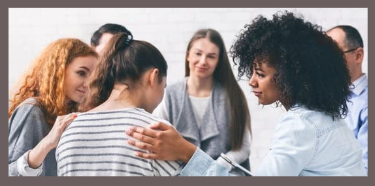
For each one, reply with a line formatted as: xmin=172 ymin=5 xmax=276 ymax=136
xmin=345 ymin=74 xmax=368 ymax=173
xmin=181 ymin=106 xmax=366 ymax=176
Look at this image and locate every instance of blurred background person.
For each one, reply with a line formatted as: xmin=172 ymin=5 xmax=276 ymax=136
xmin=327 ymin=25 xmax=368 ymax=173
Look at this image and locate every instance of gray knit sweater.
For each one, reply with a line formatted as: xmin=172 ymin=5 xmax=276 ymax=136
xmin=8 ymin=98 xmax=57 ymax=176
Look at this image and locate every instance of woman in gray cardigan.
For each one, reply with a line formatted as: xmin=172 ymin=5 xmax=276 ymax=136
xmin=8 ymin=38 xmax=97 ymax=176
xmin=152 ymin=29 xmax=251 ymax=175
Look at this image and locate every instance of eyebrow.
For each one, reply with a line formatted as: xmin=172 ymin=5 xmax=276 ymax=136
xmin=193 ymin=48 xmax=218 ymax=56
xmin=254 ymin=67 xmax=264 ymax=72
xmin=79 ymin=66 xmax=91 ymax=72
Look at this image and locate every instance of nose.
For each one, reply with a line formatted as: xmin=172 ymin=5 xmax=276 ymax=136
xmin=249 ymin=74 xmax=257 ymax=88
xmin=82 ymin=79 xmax=89 ymax=89
xmin=198 ymin=55 xmax=207 ymax=65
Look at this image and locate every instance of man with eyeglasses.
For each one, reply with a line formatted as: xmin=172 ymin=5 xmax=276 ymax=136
xmin=327 ymin=25 xmax=368 ymax=174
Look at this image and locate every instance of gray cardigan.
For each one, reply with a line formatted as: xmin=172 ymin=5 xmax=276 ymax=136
xmin=165 ymin=79 xmax=231 ymax=159
xmin=8 ymin=98 xmax=57 ymax=176
xmin=164 ymin=79 xmax=250 ymax=174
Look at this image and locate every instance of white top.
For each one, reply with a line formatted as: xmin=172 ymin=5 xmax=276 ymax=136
xmin=188 ymin=95 xmax=211 ymax=128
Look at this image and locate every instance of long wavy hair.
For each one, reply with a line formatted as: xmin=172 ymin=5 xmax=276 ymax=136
xmin=9 ymin=38 xmax=98 ymax=126
xmin=185 ymin=29 xmax=251 ymax=150
xmin=231 ymin=11 xmax=351 ymax=119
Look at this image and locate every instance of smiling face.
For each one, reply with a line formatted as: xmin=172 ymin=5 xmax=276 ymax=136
xmin=186 ymin=38 xmax=219 ymax=79
xmin=64 ymin=55 xmax=97 ymax=103
xmin=248 ymin=62 xmax=280 ymax=106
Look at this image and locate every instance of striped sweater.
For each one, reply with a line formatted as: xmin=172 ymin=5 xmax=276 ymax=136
xmin=56 ymin=108 xmax=183 ymax=176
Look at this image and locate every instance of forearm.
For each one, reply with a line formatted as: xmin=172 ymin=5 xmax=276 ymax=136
xmin=179 ymin=140 xmax=197 ymax=163
xmin=9 ymin=150 xmax=45 ymax=176
xmin=28 ymin=138 xmax=53 ymax=168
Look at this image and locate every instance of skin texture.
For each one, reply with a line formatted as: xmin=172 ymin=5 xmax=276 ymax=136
xmin=126 ymin=122 xmax=196 ymax=163
xmin=249 ymin=62 xmax=280 ymax=107
xmin=64 ymin=56 xmax=97 ymax=103
xmin=327 ymin=28 xmax=364 ymax=82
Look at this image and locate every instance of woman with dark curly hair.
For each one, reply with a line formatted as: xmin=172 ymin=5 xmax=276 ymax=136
xmin=125 ymin=11 xmax=366 ymax=176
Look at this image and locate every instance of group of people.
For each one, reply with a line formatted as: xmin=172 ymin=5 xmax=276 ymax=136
xmin=8 ymin=11 xmax=367 ymax=176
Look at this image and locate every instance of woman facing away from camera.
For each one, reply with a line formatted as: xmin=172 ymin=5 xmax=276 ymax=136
xmin=8 ymin=38 xmax=97 ymax=176
xmin=152 ymin=28 xmax=251 ymax=175
xmin=56 ymin=33 xmax=182 ymax=176
xmin=125 ymin=11 xmax=366 ymax=176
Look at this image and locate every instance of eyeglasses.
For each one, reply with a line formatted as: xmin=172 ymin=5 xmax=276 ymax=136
xmin=343 ymin=48 xmax=358 ymax=53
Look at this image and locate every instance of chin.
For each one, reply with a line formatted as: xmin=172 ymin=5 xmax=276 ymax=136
xmin=71 ymin=97 xmax=84 ymax=104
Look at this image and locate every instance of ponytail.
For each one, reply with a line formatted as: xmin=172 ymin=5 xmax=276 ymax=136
xmin=82 ymin=32 xmax=133 ymax=110
xmin=81 ymin=32 xmax=167 ymax=111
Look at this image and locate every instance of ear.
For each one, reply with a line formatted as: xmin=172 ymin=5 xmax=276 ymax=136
xmin=149 ymin=68 xmax=159 ymax=87
xmin=355 ymin=47 xmax=364 ymax=64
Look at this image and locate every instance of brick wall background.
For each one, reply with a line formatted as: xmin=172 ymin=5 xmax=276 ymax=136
xmin=9 ymin=8 xmax=368 ymax=172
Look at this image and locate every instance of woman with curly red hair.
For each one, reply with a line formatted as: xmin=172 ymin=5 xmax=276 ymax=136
xmin=8 ymin=38 xmax=98 ymax=176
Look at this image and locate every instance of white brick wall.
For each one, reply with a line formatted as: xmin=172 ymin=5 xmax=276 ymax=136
xmin=9 ymin=8 xmax=368 ymax=172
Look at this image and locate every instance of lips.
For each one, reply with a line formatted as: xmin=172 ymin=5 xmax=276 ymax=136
xmin=77 ymin=89 xmax=86 ymax=95
xmin=196 ymin=66 xmax=208 ymax=71
xmin=253 ymin=91 xmax=262 ymax=97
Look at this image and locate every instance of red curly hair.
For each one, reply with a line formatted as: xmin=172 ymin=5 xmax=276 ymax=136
xmin=9 ymin=38 xmax=98 ymax=127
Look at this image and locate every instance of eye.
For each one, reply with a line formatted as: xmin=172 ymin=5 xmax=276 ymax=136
xmin=77 ymin=71 xmax=87 ymax=77
xmin=256 ymin=72 xmax=265 ymax=78
xmin=195 ymin=52 xmax=201 ymax=56
xmin=208 ymin=55 xmax=216 ymax=59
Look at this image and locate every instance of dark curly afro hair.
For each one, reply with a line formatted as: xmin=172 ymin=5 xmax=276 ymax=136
xmin=230 ymin=11 xmax=351 ymax=119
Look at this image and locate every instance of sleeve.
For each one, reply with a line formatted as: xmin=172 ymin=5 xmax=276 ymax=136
xmin=8 ymin=103 xmax=48 ymax=176
xmin=357 ymin=107 xmax=368 ymax=173
xmin=152 ymin=94 xmax=169 ymax=120
xmin=216 ymin=127 xmax=251 ymax=169
xmin=180 ymin=148 xmax=232 ymax=176
xmin=255 ymin=113 xmax=316 ymax=176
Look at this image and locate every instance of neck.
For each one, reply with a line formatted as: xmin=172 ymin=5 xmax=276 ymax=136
xmin=187 ymin=75 xmax=214 ymax=97
xmin=90 ymin=84 xmax=141 ymax=112
xmin=351 ymin=70 xmax=363 ymax=83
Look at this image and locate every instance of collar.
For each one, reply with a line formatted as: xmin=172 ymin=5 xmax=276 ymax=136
xmin=351 ymin=74 xmax=368 ymax=96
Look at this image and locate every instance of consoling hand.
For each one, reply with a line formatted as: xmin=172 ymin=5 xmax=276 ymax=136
xmin=125 ymin=122 xmax=196 ymax=163
xmin=44 ymin=113 xmax=78 ymax=150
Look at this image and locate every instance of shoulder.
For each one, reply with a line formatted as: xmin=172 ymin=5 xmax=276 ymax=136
xmin=10 ymin=98 xmax=44 ymax=119
xmin=9 ymin=98 xmax=49 ymax=143
xmin=136 ymin=108 xmax=173 ymax=126
xmin=272 ymin=107 xmax=318 ymax=153
xmin=9 ymin=98 xmax=46 ymax=129
xmin=278 ymin=106 xmax=320 ymax=136
xmin=165 ymin=79 xmax=186 ymax=93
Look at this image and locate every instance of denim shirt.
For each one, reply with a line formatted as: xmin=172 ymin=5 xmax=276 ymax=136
xmin=344 ymin=74 xmax=368 ymax=173
xmin=181 ymin=106 xmax=366 ymax=176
